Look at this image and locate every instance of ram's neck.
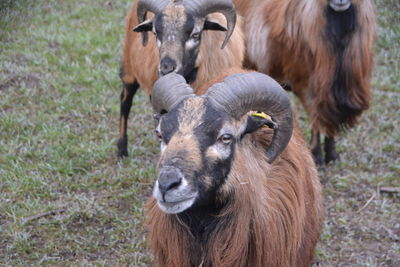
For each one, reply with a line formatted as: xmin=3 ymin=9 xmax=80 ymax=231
xmin=177 ymin=203 xmax=225 ymax=240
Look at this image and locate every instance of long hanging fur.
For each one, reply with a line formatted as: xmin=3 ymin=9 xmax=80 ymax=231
xmin=234 ymin=0 xmax=376 ymax=135
xmin=146 ymin=88 xmax=323 ymax=266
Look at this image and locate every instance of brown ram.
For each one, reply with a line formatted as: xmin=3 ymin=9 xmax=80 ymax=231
xmin=233 ymin=0 xmax=376 ymax=164
xmin=118 ymin=0 xmax=244 ymax=157
xmin=146 ymin=70 xmax=323 ymax=266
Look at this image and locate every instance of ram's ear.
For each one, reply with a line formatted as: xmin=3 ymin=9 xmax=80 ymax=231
xmin=203 ymin=20 xmax=227 ymax=32
xmin=240 ymin=115 xmax=277 ymax=138
xmin=133 ymin=19 xmax=153 ymax=32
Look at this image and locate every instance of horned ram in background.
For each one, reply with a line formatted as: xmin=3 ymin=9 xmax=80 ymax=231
xmin=146 ymin=71 xmax=323 ymax=266
xmin=118 ymin=0 xmax=245 ymax=157
xmin=233 ymin=0 xmax=376 ymax=164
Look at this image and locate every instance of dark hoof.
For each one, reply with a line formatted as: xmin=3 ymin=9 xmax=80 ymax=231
xmin=325 ymin=150 xmax=339 ymax=164
xmin=117 ymin=136 xmax=128 ymax=158
xmin=312 ymin=147 xmax=324 ymax=166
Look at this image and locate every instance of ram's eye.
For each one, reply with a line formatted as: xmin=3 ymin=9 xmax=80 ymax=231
xmin=219 ymin=134 xmax=233 ymax=144
xmin=155 ymin=129 xmax=162 ymax=140
xmin=191 ymin=32 xmax=200 ymax=39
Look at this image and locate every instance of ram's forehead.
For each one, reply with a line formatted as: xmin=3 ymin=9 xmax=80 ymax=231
xmin=177 ymin=97 xmax=206 ymax=133
xmin=163 ymin=4 xmax=187 ymax=28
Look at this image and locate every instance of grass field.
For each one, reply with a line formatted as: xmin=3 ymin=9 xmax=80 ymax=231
xmin=0 ymin=0 xmax=399 ymax=266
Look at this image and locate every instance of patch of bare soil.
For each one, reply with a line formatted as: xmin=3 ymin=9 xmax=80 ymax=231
xmin=317 ymin=189 xmax=400 ymax=266
xmin=0 ymin=72 xmax=41 ymax=91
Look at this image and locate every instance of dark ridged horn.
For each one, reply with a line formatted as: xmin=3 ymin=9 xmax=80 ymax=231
xmin=184 ymin=0 xmax=236 ymax=49
xmin=137 ymin=0 xmax=169 ymax=46
xmin=152 ymin=73 xmax=195 ymax=114
xmin=206 ymin=72 xmax=293 ymax=163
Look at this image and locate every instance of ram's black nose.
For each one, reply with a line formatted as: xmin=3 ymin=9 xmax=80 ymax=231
xmin=160 ymin=57 xmax=177 ymax=76
xmin=158 ymin=166 xmax=183 ymax=198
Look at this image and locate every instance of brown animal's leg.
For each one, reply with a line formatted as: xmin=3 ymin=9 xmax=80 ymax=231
xmin=117 ymin=81 xmax=139 ymax=158
xmin=310 ymin=129 xmax=324 ymax=166
xmin=324 ymin=136 xmax=339 ymax=164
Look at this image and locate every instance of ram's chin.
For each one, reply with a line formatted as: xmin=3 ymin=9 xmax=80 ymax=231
xmin=156 ymin=197 xmax=197 ymax=214
xmin=330 ymin=2 xmax=351 ymax=12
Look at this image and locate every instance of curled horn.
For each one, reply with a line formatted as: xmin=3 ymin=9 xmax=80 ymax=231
xmin=184 ymin=0 xmax=236 ymax=49
xmin=137 ymin=0 xmax=169 ymax=46
xmin=152 ymin=73 xmax=195 ymax=114
xmin=206 ymin=72 xmax=293 ymax=163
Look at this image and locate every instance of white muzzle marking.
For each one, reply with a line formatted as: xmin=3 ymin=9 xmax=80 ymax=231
xmin=153 ymin=177 xmax=198 ymax=214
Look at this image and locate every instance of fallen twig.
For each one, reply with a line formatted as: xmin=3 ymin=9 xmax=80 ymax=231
xmin=21 ymin=208 xmax=67 ymax=224
xmin=357 ymin=192 xmax=377 ymax=213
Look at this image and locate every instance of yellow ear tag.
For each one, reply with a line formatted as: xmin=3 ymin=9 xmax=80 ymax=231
xmin=251 ymin=112 xmax=273 ymax=128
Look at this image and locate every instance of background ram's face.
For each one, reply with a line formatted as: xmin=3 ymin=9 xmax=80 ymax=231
xmin=153 ymin=97 xmax=237 ymax=214
xmin=154 ymin=5 xmax=203 ymax=82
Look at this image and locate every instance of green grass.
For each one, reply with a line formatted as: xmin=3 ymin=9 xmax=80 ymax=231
xmin=0 ymin=0 xmax=399 ymax=266
xmin=0 ymin=0 xmax=155 ymax=265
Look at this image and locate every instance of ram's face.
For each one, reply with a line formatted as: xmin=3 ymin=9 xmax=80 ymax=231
xmin=150 ymin=72 xmax=292 ymax=214
xmin=154 ymin=6 xmax=204 ymax=83
xmin=153 ymin=97 xmax=238 ymax=214
xmin=134 ymin=3 xmax=227 ymax=84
